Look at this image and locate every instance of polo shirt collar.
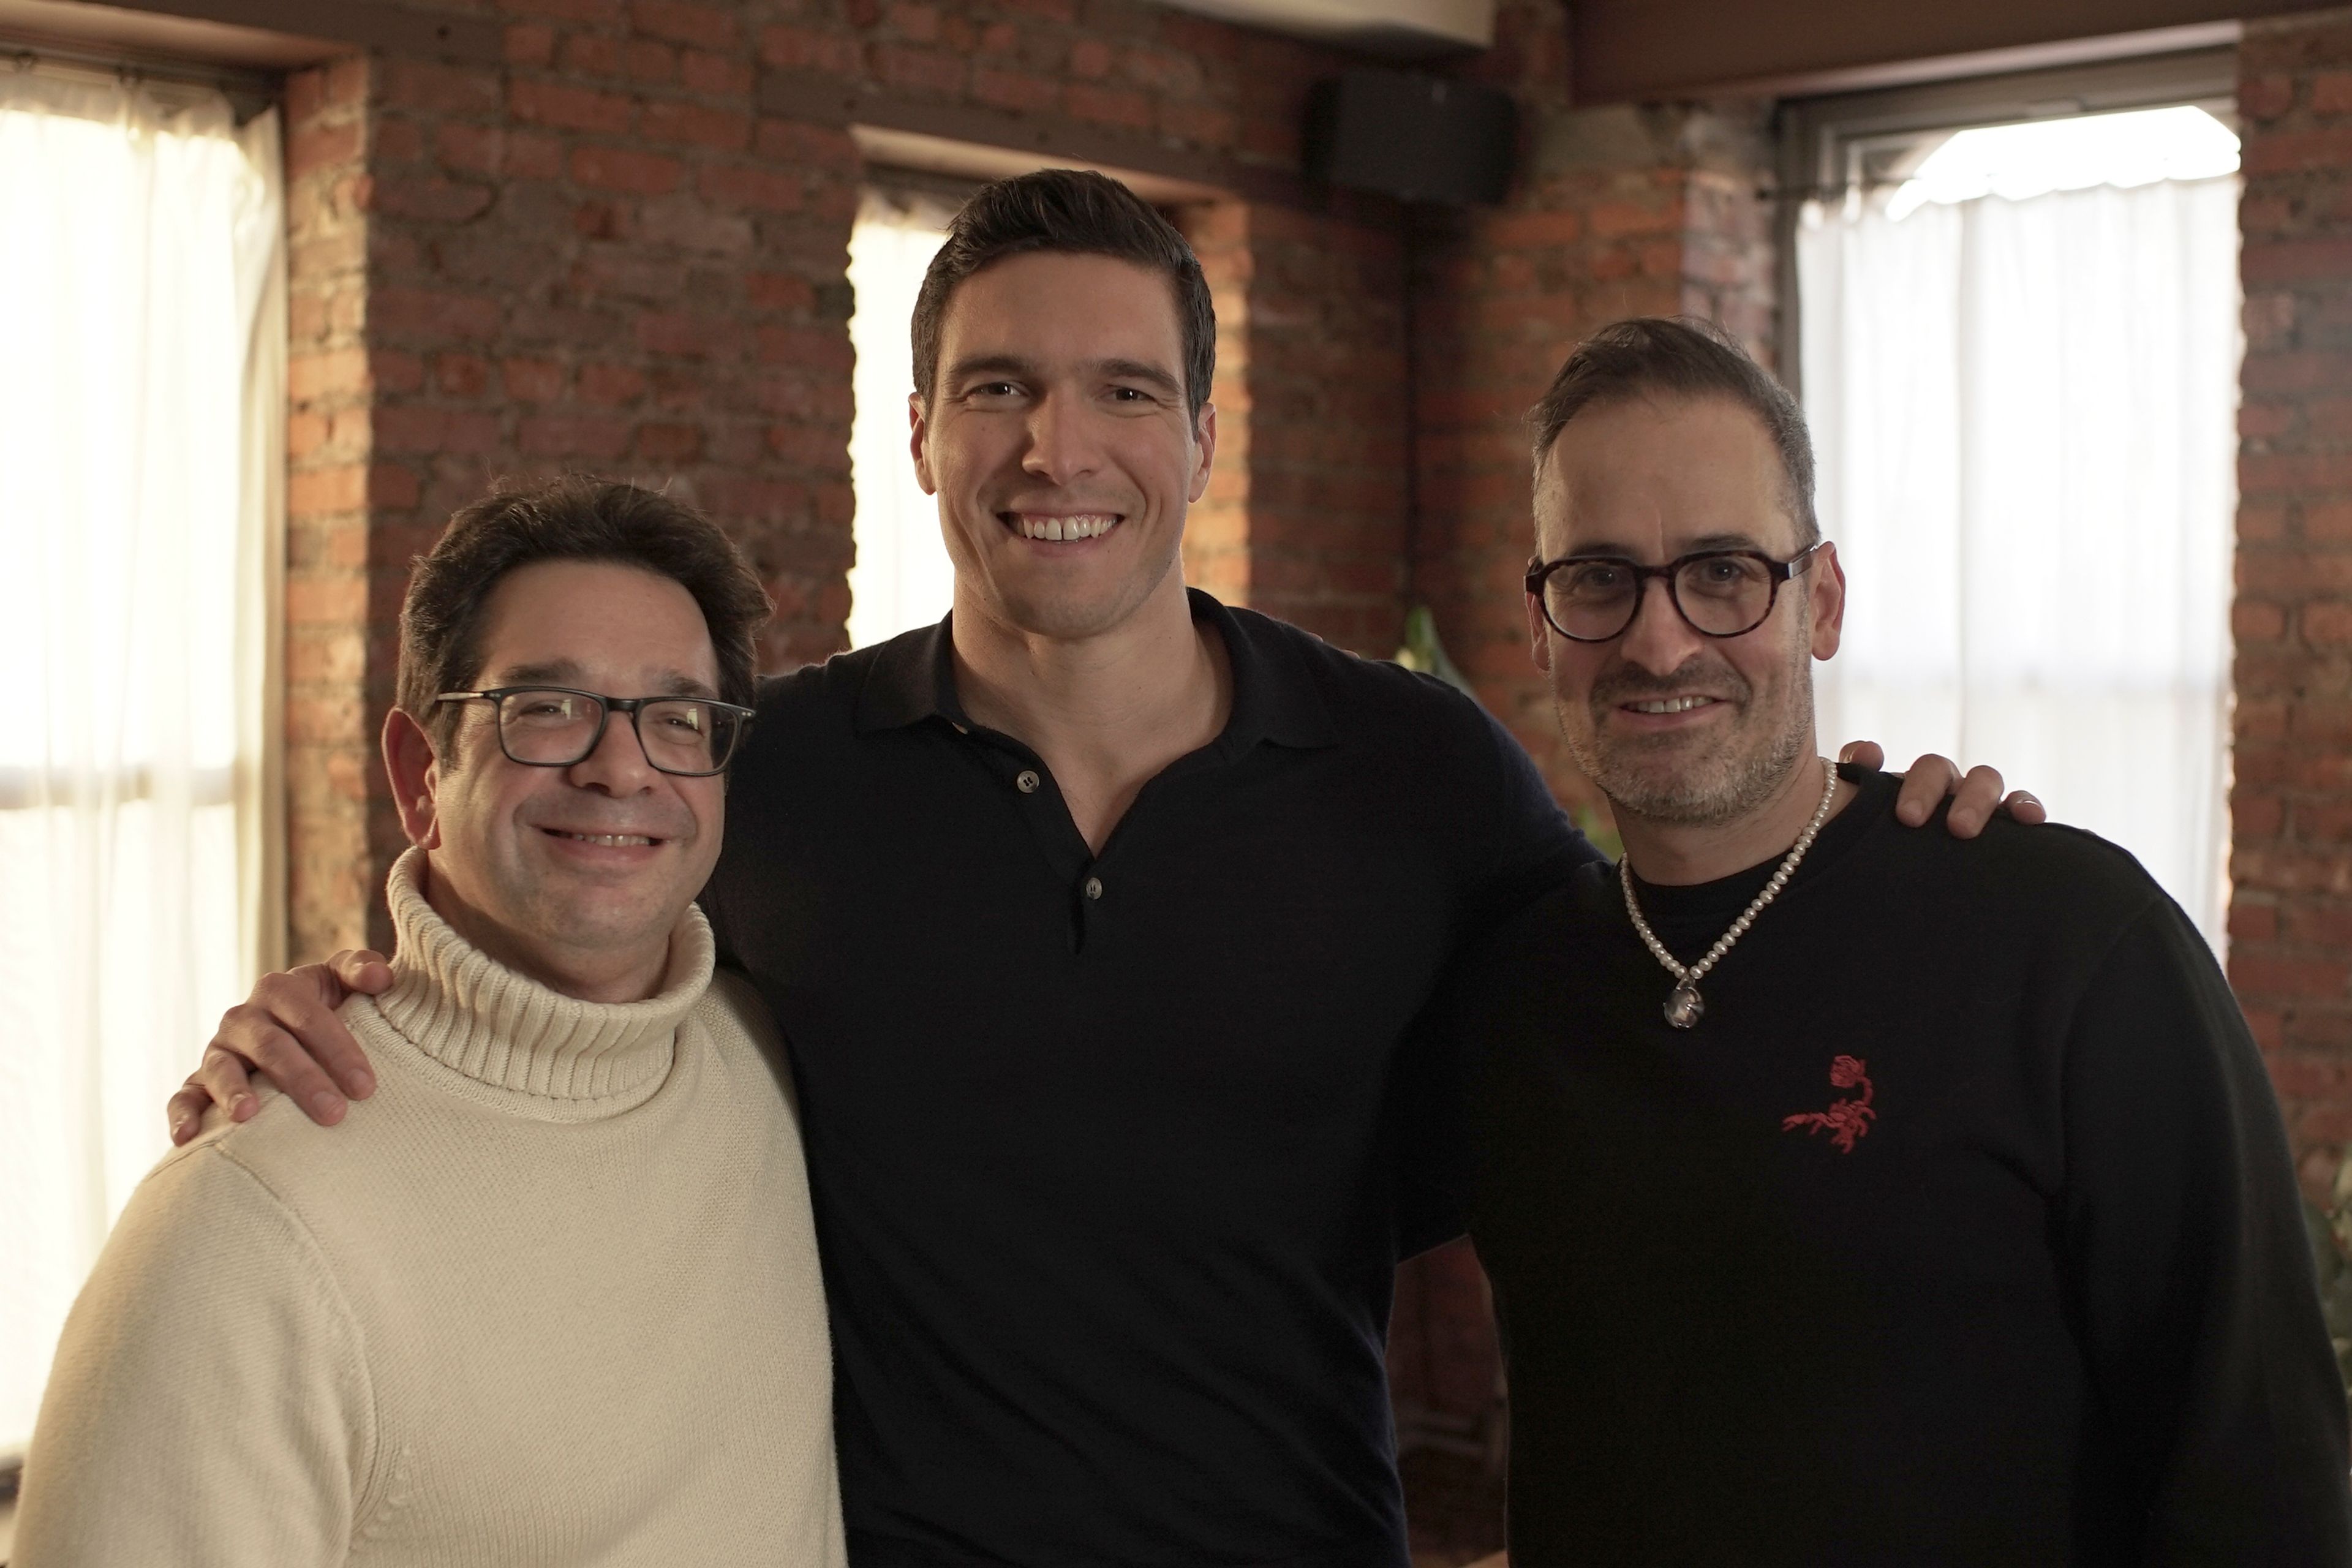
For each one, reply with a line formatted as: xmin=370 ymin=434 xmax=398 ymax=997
xmin=853 ymin=588 xmax=1338 ymax=752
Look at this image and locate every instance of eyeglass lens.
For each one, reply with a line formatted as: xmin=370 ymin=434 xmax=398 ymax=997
xmin=1544 ymin=554 xmax=1778 ymax=640
xmin=497 ymin=689 xmax=742 ymax=775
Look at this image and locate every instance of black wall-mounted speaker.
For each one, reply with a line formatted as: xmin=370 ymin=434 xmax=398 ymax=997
xmin=1303 ymin=69 xmax=1517 ymax=206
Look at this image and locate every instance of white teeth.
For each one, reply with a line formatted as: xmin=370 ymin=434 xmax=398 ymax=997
xmin=560 ymin=832 xmax=654 ymax=846
xmin=1629 ymin=696 xmax=1713 ymax=714
xmin=1012 ymin=514 xmax=1117 ymax=541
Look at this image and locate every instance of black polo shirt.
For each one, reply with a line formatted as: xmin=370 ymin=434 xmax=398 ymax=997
xmin=701 ymin=589 xmax=1597 ymax=1568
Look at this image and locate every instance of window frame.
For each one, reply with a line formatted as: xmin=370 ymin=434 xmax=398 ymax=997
xmin=1772 ymin=46 xmax=2240 ymax=396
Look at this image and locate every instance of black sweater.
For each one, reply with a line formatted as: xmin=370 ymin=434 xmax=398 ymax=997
xmin=1448 ymin=766 xmax=2351 ymax=1566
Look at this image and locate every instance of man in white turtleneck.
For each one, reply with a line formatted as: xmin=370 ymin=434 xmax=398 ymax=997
xmin=13 ymin=480 xmax=845 ymax=1567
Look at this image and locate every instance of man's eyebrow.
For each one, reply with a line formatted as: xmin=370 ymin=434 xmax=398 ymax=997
xmin=944 ymin=352 xmax=1183 ymax=399
xmin=494 ymin=658 xmax=586 ymax=687
xmin=654 ymin=670 xmax=719 ymax=699
xmin=1566 ymin=531 xmax=1772 ymax=559
xmin=492 ymin=660 xmax=717 ymax=699
xmin=945 ymin=353 xmax=1039 ymax=387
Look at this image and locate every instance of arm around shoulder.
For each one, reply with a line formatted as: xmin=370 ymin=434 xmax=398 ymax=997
xmin=13 ymin=1141 xmax=374 ymax=1566
xmin=2060 ymin=894 xmax=2352 ymax=1564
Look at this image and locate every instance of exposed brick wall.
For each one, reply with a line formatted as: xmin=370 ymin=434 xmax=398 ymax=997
xmin=1180 ymin=198 xmax=1411 ymax=654
xmin=285 ymin=57 xmax=386 ymax=959
xmin=2234 ymin=7 xmax=2352 ymax=1190
xmin=279 ymin=0 xmax=1422 ymax=958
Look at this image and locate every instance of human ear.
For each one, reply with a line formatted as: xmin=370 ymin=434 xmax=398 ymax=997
xmin=1807 ymin=541 xmax=1845 ymax=661
xmin=383 ymin=707 xmax=445 ymax=851
xmin=1187 ymin=401 xmax=1218 ymax=503
xmin=909 ymin=393 xmax=937 ymax=496
xmin=1525 ymin=590 xmax=1553 ymax=673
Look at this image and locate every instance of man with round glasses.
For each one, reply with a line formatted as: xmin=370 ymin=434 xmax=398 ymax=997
xmin=1432 ymin=317 xmax=2352 ymax=1562
xmin=15 ymin=478 xmax=845 ymax=1564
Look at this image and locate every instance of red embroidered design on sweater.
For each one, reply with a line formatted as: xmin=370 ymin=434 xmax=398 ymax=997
xmin=1782 ymin=1055 xmax=1875 ymax=1153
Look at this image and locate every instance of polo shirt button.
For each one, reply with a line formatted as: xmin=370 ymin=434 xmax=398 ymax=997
xmin=1016 ymin=769 xmax=1040 ymax=794
xmin=1084 ymin=876 xmax=1104 ymax=900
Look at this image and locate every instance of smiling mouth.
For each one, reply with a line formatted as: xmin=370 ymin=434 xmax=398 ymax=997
xmin=543 ymin=828 xmax=662 ymax=848
xmin=1003 ymin=512 xmax=1120 ymax=541
xmin=1623 ymin=696 xmax=1721 ymax=715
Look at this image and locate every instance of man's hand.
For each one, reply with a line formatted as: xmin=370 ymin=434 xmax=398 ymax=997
xmin=167 ymin=951 xmax=395 ymax=1145
xmin=1839 ymin=741 xmax=2046 ymax=838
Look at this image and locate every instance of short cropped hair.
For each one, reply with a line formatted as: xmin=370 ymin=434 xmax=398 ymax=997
xmin=909 ymin=168 xmax=1215 ymax=426
xmin=1528 ymin=317 xmax=1819 ymax=546
xmin=396 ymin=476 xmax=771 ymax=756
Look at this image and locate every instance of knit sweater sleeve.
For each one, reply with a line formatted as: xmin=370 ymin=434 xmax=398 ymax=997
xmin=13 ymin=1133 xmax=377 ymax=1567
xmin=2060 ymin=894 xmax=2352 ymax=1564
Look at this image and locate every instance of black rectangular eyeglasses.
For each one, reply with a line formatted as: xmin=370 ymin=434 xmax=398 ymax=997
xmin=1525 ymin=543 xmax=1825 ymax=643
xmin=435 ymin=686 xmax=755 ymax=777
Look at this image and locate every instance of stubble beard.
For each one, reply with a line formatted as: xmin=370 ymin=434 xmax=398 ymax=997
xmin=1559 ymin=636 xmax=1817 ymax=828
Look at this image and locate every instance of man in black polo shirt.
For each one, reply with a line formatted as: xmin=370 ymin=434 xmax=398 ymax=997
xmin=1444 ymin=317 xmax=2352 ymax=1564
xmin=174 ymin=179 xmax=2024 ymax=1566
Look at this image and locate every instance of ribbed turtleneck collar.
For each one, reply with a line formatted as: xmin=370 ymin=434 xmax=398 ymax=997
xmin=372 ymin=847 xmax=714 ymax=1109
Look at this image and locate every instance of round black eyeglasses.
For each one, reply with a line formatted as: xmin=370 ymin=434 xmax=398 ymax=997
xmin=1525 ymin=543 xmax=1826 ymax=643
xmin=435 ymin=687 xmax=756 ymax=777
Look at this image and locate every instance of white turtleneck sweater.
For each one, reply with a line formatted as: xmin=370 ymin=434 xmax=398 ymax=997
xmin=15 ymin=850 xmax=845 ymax=1567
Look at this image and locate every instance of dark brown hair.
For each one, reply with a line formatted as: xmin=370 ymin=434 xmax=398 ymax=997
xmin=396 ymin=476 xmax=771 ymax=755
xmin=909 ymin=168 xmax=1215 ymax=424
xmin=1528 ymin=316 xmax=1819 ymax=545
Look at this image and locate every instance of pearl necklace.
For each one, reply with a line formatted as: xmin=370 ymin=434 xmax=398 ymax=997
xmin=1619 ymin=758 xmax=1840 ymax=1030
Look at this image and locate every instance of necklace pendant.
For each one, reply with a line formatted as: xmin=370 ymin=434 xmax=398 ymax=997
xmin=1665 ymin=981 xmax=1704 ymax=1029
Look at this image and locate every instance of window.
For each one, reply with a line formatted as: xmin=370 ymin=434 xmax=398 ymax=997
xmin=1786 ymin=57 xmax=2241 ymax=947
xmin=846 ymin=187 xmax=957 ymax=649
xmin=0 ymin=66 xmax=285 ymax=1452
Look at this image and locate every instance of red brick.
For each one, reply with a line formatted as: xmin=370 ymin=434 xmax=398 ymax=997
xmin=562 ymin=33 xmax=622 ymax=77
xmin=571 ymin=144 xmax=685 ymax=195
xmin=288 ymin=118 xmax=363 ymax=179
xmin=1066 ymin=83 xmax=1153 ymax=132
xmin=2249 ymin=235 xmax=2352 ymax=285
xmin=631 ymin=0 xmax=737 ymax=48
xmin=516 ymin=412 xmax=635 ymax=459
xmin=499 ymin=0 xmax=627 ymax=21
xmin=371 ymin=288 xmax=503 ymax=341
xmin=505 ymin=21 xmax=557 ymax=66
xmin=2307 ymin=601 xmax=2352 ymax=646
xmin=634 ymin=420 xmax=706 ymax=461
xmin=680 ymin=49 xmax=753 ymax=95
xmin=974 ymin=68 xmax=1061 ymax=113
xmin=508 ymin=78 xmax=636 ymax=134
xmin=872 ymin=44 xmax=967 ymax=96
xmin=370 ymin=174 xmax=495 ymax=224
xmin=579 ymin=362 xmax=649 ymax=405
xmin=2237 ymin=600 xmax=2289 ymax=643
xmin=2231 ymin=955 xmax=2351 ymax=999
xmin=501 ymin=357 xmax=568 ymax=401
xmin=2242 ymin=72 xmax=2298 ymax=121
xmin=382 ymin=60 xmax=501 ymax=116
xmin=626 ymin=40 xmax=677 ymax=81
xmin=748 ymin=271 xmax=816 ymax=311
xmin=434 ymin=353 xmax=492 ymax=396
xmin=698 ymin=163 xmax=805 ymax=213
xmin=643 ymin=100 xmax=752 ymax=149
xmin=757 ymin=23 xmax=861 ymax=75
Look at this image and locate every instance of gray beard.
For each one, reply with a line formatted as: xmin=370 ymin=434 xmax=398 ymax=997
xmin=1561 ymin=658 xmax=1817 ymax=828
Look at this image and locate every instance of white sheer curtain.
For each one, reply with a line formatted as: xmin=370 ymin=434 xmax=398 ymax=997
xmin=1798 ymin=173 xmax=2241 ymax=946
xmin=846 ymin=189 xmax=956 ymax=649
xmin=0 ymin=73 xmax=285 ymax=1452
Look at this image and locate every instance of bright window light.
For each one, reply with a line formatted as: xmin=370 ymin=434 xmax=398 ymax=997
xmin=1886 ymin=105 xmax=2240 ymax=220
xmin=846 ymin=190 xmax=957 ymax=650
